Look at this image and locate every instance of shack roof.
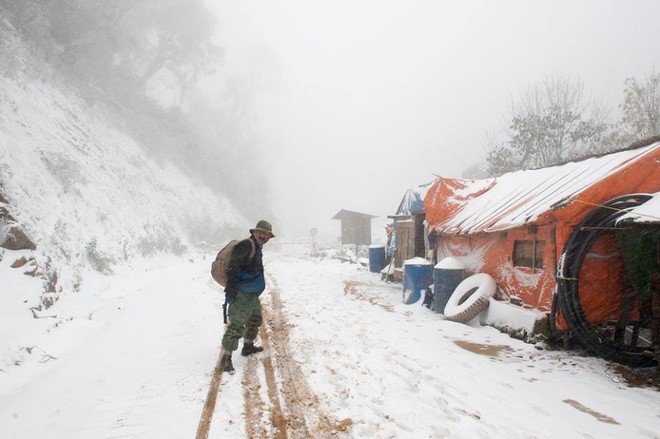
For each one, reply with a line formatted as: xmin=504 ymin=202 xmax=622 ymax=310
xmin=618 ymin=191 xmax=660 ymax=224
xmin=393 ymin=182 xmax=433 ymax=217
xmin=331 ymin=209 xmax=378 ymax=220
xmin=425 ymin=140 xmax=660 ymax=235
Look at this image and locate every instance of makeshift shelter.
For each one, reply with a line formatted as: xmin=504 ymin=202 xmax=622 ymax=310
xmin=388 ymin=183 xmax=433 ymax=271
xmin=424 ymin=138 xmax=660 ymax=366
xmin=331 ymin=209 xmax=378 ymax=246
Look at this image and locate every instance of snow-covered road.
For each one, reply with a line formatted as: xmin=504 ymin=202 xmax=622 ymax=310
xmin=1 ymin=257 xmax=221 ymax=438
xmin=1 ymin=251 xmax=659 ymax=438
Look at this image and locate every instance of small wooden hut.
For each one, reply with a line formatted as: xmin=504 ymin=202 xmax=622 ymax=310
xmin=388 ymin=183 xmax=433 ymax=270
xmin=331 ymin=209 xmax=377 ymax=245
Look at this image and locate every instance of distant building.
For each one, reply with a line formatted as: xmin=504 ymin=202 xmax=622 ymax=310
xmin=331 ymin=209 xmax=378 ymax=245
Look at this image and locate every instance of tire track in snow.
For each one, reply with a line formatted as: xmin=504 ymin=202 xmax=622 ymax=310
xmin=195 ymin=347 xmax=227 ymax=439
xmin=260 ymin=272 xmax=352 ymax=438
xmin=344 ymin=280 xmax=394 ymax=312
xmin=242 ymin=355 xmax=275 ymax=438
xmin=198 ymin=270 xmax=351 ymax=438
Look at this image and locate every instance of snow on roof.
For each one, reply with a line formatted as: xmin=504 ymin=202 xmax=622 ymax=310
xmin=617 ymin=191 xmax=660 ymax=223
xmin=428 ymin=141 xmax=660 ymax=234
xmin=331 ymin=209 xmax=378 ymax=220
xmin=394 ymin=182 xmax=433 ymax=216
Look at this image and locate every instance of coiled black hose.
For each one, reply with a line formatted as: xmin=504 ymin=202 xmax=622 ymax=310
xmin=556 ymin=193 xmax=657 ymax=367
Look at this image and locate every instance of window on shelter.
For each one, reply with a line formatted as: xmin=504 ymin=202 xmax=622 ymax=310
xmin=513 ymin=240 xmax=545 ymax=269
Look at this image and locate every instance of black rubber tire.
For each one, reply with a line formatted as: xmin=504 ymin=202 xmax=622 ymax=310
xmin=444 ymin=273 xmax=497 ymax=323
xmin=556 ymin=193 xmax=657 ymax=367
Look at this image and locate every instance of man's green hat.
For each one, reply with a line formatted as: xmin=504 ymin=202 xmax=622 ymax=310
xmin=250 ymin=220 xmax=275 ymax=238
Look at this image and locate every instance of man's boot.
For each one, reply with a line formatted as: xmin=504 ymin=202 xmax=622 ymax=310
xmin=241 ymin=342 xmax=264 ymax=357
xmin=219 ymin=353 xmax=234 ymax=373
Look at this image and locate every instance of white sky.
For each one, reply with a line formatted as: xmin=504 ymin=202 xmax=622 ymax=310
xmin=204 ymin=0 xmax=660 ymax=239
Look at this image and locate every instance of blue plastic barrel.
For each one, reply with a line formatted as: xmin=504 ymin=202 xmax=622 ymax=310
xmin=402 ymin=257 xmax=433 ymax=304
xmin=431 ymin=257 xmax=466 ymax=314
xmin=368 ymin=245 xmax=386 ymax=273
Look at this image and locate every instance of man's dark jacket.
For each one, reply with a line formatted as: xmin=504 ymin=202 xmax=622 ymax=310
xmin=225 ymin=236 xmax=265 ymax=296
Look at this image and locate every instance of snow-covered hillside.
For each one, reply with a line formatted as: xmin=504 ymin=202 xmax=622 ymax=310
xmin=0 ymin=18 xmax=244 ymax=367
xmin=1 ymin=22 xmax=244 ymax=279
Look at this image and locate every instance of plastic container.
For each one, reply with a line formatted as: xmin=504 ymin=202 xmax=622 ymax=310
xmin=431 ymin=256 xmax=467 ymax=314
xmin=402 ymin=257 xmax=432 ymax=304
xmin=368 ymin=245 xmax=386 ymax=273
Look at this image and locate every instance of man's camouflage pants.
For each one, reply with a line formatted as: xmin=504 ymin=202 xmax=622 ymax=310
xmin=221 ymin=292 xmax=263 ymax=352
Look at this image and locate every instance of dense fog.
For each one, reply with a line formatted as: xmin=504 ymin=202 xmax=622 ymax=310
xmin=203 ymin=1 xmax=660 ymax=239
xmin=3 ymin=0 xmax=659 ymax=240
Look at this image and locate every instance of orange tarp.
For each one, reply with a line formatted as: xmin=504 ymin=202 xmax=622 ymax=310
xmin=550 ymin=147 xmax=660 ymax=226
xmin=435 ymin=226 xmax=557 ymax=311
xmin=424 ymin=177 xmax=495 ymax=227
xmin=425 ymin=142 xmax=660 ymax=326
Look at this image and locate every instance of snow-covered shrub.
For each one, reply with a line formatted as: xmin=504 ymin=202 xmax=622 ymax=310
xmin=136 ymin=225 xmax=187 ymax=257
xmin=315 ymin=244 xmax=369 ymax=264
xmin=85 ymin=238 xmax=113 ymax=274
xmin=41 ymin=151 xmax=85 ymax=194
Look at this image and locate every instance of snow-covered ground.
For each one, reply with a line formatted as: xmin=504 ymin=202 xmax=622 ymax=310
xmin=2 ymin=244 xmax=659 ymax=439
xmin=0 ymin=252 xmax=221 ymax=438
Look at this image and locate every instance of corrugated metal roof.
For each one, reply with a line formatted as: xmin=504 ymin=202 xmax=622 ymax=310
xmin=618 ymin=191 xmax=660 ymax=224
xmin=429 ymin=141 xmax=660 ymax=234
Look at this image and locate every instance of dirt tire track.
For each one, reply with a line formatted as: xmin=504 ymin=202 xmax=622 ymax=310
xmin=195 ymin=347 xmax=226 ymax=439
xmin=259 ymin=272 xmax=353 ymax=438
xmin=198 ymin=269 xmax=351 ymax=438
xmin=257 ymin=322 xmax=289 ymax=438
xmin=344 ymin=280 xmax=393 ymax=312
xmin=243 ymin=355 xmax=276 ymax=438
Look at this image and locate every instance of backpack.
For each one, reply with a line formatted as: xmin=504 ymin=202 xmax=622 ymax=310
xmin=211 ymin=239 xmax=256 ymax=287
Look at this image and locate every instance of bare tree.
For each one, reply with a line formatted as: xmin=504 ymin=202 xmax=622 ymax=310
xmin=487 ymin=74 xmax=611 ymax=175
xmin=10 ymin=0 xmax=221 ymax=100
xmin=125 ymin=0 xmax=221 ymax=90
xmin=619 ymin=71 xmax=660 ymax=143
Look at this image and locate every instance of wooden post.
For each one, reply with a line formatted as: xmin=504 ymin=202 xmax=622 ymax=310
xmin=652 ymin=241 xmax=660 ymax=371
xmin=650 ymin=272 xmax=660 ymax=370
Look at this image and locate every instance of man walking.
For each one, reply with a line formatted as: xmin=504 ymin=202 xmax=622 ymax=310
xmin=219 ymin=220 xmax=275 ymax=373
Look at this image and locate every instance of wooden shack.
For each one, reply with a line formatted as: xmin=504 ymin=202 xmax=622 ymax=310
xmin=331 ymin=209 xmax=377 ymax=245
xmin=388 ymin=183 xmax=433 ymax=272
